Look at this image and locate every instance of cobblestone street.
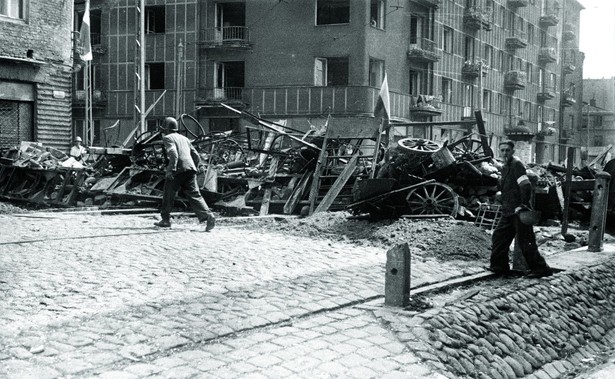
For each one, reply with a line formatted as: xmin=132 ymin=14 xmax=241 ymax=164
xmin=0 ymin=212 xmax=475 ymax=378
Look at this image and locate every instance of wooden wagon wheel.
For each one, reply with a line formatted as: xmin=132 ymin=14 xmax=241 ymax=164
xmin=397 ymin=137 xmax=441 ymax=154
xmin=405 ymin=182 xmax=459 ymax=216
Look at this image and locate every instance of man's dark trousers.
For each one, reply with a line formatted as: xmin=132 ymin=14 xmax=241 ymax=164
xmin=491 ymin=214 xmax=549 ymax=272
xmin=161 ymin=171 xmax=211 ymax=223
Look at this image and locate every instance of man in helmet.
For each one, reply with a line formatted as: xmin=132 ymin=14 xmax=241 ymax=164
xmin=69 ymin=136 xmax=88 ymax=161
xmin=488 ymin=140 xmax=552 ymax=278
xmin=154 ymin=117 xmax=216 ymax=231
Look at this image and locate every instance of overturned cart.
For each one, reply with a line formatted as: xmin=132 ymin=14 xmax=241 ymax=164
xmin=347 ymin=131 xmax=500 ymax=219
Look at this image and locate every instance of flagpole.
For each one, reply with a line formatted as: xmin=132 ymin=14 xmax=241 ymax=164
xmin=88 ymin=61 xmax=94 ymax=146
xmin=84 ymin=60 xmax=89 ymax=145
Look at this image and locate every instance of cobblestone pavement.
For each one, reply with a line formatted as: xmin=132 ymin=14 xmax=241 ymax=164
xmin=0 ymin=212 xmax=477 ymax=378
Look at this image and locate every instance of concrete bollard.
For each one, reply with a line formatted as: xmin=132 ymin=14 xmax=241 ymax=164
xmin=588 ymin=171 xmax=611 ymax=252
xmin=385 ymin=243 xmax=411 ymax=307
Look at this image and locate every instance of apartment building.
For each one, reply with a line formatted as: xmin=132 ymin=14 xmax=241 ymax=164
xmin=75 ymin=0 xmax=584 ymax=164
xmin=0 ymin=0 xmax=74 ymax=151
xmin=581 ymin=79 xmax=615 ymax=161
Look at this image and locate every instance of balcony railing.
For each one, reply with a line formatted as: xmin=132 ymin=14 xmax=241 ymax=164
xmin=462 ymin=60 xmax=488 ymax=78
xmin=538 ymin=47 xmax=557 ymax=64
xmin=200 ymin=26 xmax=251 ymax=48
xmin=200 ymin=87 xmax=245 ymax=103
xmin=505 ymin=29 xmax=528 ymax=49
xmin=463 ymin=6 xmax=492 ymax=31
xmin=504 ymin=70 xmax=527 ymax=90
xmin=408 ymin=38 xmax=440 ymax=62
xmin=537 ymin=85 xmax=556 ymax=102
xmin=73 ymin=89 xmax=106 ymax=107
xmin=409 ymin=95 xmax=442 ymax=116
xmin=508 ymin=0 xmax=529 ymax=8
xmin=414 ymin=0 xmax=442 ymax=8
xmin=539 ymin=8 xmax=560 ymax=27
xmin=562 ymin=90 xmax=576 ymax=107
xmin=198 ymin=86 xmax=427 ymax=121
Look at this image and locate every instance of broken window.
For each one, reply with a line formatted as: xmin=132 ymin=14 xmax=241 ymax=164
xmin=442 ymin=27 xmax=453 ymax=53
xmin=76 ymin=9 xmax=102 ymax=44
xmin=314 ymin=57 xmax=348 ymax=86
xmin=316 ymin=0 xmax=349 ymax=25
xmin=214 ymin=61 xmax=245 ymax=99
xmin=145 ymin=63 xmax=165 ymax=89
xmin=145 ymin=6 xmax=165 ymax=34
xmin=0 ymin=0 xmax=24 ymax=19
xmin=370 ymin=0 xmax=384 ymax=29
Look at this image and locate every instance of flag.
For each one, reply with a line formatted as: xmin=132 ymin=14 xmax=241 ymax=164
xmin=79 ymin=0 xmax=92 ymax=61
xmin=374 ymin=73 xmax=391 ymax=120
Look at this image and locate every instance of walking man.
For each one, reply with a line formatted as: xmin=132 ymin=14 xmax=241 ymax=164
xmin=489 ymin=141 xmax=552 ymax=278
xmin=154 ymin=117 xmax=216 ymax=231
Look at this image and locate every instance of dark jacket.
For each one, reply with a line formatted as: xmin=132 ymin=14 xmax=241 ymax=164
xmin=499 ymin=157 xmax=531 ymax=216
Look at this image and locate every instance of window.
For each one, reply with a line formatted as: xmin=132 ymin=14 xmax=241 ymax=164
xmin=145 ymin=63 xmax=165 ymax=89
xmin=75 ymin=65 xmax=99 ymax=90
xmin=516 ymin=98 xmax=522 ymax=115
xmin=498 ymin=93 xmax=503 ymax=114
xmin=498 ymin=50 xmax=504 ymax=71
xmin=526 ymin=62 xmax=533 ymax=83
xmin=73 ymin=119 xmax=101 ymax=146
xmin=538 ymin=68 xmax=544 ymax=87
xmin=76 ymin=9 xmax=102 ymax=45
xmin=145 ymin=6 xmax=165 ymax=34
xmin=550 ymin=73 xmax=557 ymax=91
xmin=464 ymin=85 xmax=473 ymax=108
xmin=442 ymin=78 xmax=452 ymax=103
xmin=316 ymin=0 xmax=349 ymax=25
xmin=483 ymin=90 xmax=492 ymax=112
xmin=410 ymin=16 xmax=420 ymax=44
xmin=524 ymin=101 xmax=531 ymax=120
xmin=593 ymin=116 xmax=603 ymax=127
xmin=484 ymin=45 xmax=493 ymax=67
xmin=537 ymin=105 xmax=543 ymax=123
xmin=540 ymin=30 xmax=547 ymax=47
xmin=464 ymin=36 xmax=475 ymax=61
xmin=370 ymin=0 xmax=384 ymax=28
xmin=594 ymin=135 xmax=603 ymax=146
xmin=442 ymin=27 xmax=453 ymax=53
xmin=0 ymin=0 xmax=24 ymax=19
xmin=369 ymin=59 xmax=384 ymax=87
xmin=314 ymin=57 xmax=348 ymax=86
xmin=528 ymin=24 xmax=534 ymax=45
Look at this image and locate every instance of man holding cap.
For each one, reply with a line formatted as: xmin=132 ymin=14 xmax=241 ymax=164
xmin=488 ymin=140 xmax=552 ymax=278
xmin=154 ymin=117 xmax=216 ymax=231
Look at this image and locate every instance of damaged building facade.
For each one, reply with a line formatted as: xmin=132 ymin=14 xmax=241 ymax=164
xmin=72 ymin=0 xmax=584 ymax=164
xmin=0 ymin=0 xmax=74 ymax=152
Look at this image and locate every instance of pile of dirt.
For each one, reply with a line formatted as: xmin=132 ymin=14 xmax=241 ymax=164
xmin=228 ymin=212 xmax=493 ymax=262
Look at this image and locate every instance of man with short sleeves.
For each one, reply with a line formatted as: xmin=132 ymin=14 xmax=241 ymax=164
xmin=489 ymin=141 xmax=552 ymax=278
xmin=154 ymin=117 xmax=216 ymax=231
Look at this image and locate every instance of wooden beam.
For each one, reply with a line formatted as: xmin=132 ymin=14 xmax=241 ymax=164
xmin=259 ymin=187 xmax=272 ymax=216
xmin=283 ymin=171 xmax=311 ymax=214
xmin=308 ymin=130 xmax=329 ymax=215
xmin=561 ymin=146 xmax=575 ymax=236
xmin=474 ymin=110 xmax=494 ymax=157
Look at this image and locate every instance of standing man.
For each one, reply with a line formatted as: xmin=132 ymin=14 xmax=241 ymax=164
xmin=154 ymin=117 xmax=216 ymax=231
xmin=489 ymin=141 xmax=552 ymax=278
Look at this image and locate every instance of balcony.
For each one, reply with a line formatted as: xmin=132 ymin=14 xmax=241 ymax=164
xmin=200 ymin=26 xmax=251 ymax=49
xmin=409 ymin=95 xmax=443 ymax=117
xmin=505 ymin=29 xmax=528 ymax=49
xmin=539 ymin=8 xmax=560 ymax=27
xmin=537 ymin=85 xmax=556 ymax=102
xmin=504 ymin=70 xmax=526 ymax=90
xmin=408 ymin=38 xmax=440 ymax=62
xmin=72 ymin=89 xmax=106 ymax=108
xmin=508 ymin=0 xmax=529 ymax=8
xmin=414 ymin=0 xmax=441 ymax=7
xmin=538 ymin=47 xmax=557 ymax=64
xmin=462 ymin=60 xmax=488 ymax=79
xmin=463 ymin=6 xmax=492 ymax=31
xmin=563 ymin=61 xmax=576 ymax=74
xmin=562 ymin=90 xmax=576 ymax=107
xmin=198 ymin=86 xmax=420 ymax=121
xmin=563 ymin=24 xmax=576 ymax=41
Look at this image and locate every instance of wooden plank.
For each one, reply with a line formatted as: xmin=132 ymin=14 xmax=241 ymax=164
xmin=259 ymin=187 xmax=272 ymax=216
xmin=561 ymin=147 xmax=575 ymax=236
xmin=283 ymin=171 xmax=311 ymax=214
xmin=308 ymin=130 xmax=329 ymax=215
xmin=474 ymin=110 xmax=494 ymax=157
xmin=314 ymin=152 xmax=360 ymax=214
xmin=370 ymin=120 xmax=385 ymax=179
xmin=345 ymin=179 xmax=435 ymax=209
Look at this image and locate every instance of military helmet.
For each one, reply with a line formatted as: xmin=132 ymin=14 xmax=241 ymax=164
xmin=160 ymin=117 xmax=179 ymax=132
